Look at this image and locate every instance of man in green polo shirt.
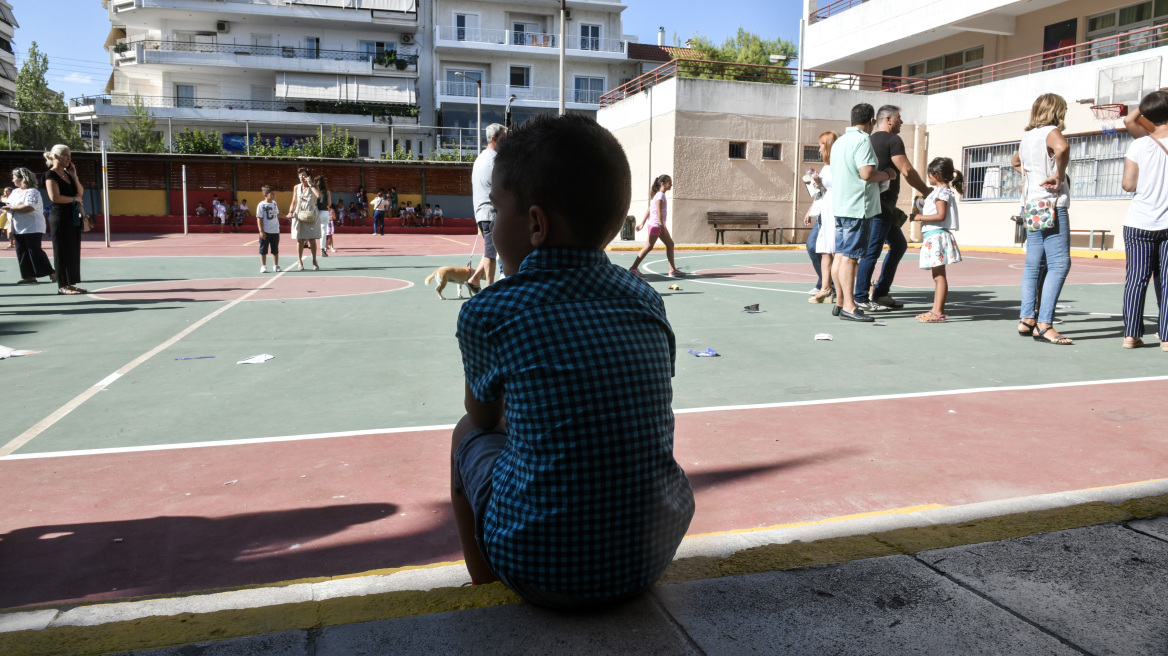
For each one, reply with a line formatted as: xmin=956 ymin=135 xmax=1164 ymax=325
xmin=829 ymin=103 xmax=899 ymax=322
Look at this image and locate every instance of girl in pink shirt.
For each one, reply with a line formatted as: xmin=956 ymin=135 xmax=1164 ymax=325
xmin=629 ymin=174 xmax=682 ymax=277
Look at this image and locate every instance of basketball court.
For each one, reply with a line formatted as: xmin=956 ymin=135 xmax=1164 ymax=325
xmin=1 ymin=234 xmax=1165 ymax=611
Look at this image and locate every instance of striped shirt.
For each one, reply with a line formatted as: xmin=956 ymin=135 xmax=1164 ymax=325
xmin=456 ymin=248 xmax=695 ymax=596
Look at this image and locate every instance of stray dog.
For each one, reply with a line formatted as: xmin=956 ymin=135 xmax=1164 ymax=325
xmin=424 ymin=266 xmax=476 ymax=299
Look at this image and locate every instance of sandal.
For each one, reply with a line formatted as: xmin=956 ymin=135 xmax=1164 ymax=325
xmin=1017 ymin=319 xmax=1037 ymax=336
xmin=917 ymin=312 xmax=946 ymax=323
xmin=808 ymin=291 xmax=833 ymax=304
xmin=16 ymin=278 xmax=36 ymax=284
xmin=49 ymin=272 xmax=57 ymax=283
xmin=297 ymin=261 xmax=304 ymax=271
xmin=57 ymin=287 xmax=82 ymax=295
xmin=313 ymin=262 xmax=320 ymax=271
xmin=1123 ymin=338 xmax=1144 ymax=349
xmin=71 ymin=286 xmax=88 ymax=294
xmin=1034 ymin=326 xmax=1073 ymax=345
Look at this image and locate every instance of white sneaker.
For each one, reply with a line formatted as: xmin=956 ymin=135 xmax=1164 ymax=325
xmin=260 ymin=265 xmax=268 ymax=273
xmin=274 ymin=265 xmax=281 ymax=272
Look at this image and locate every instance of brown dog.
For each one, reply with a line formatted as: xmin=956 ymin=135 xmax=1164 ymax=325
xmin=424 ymin=266 xmax=476 ymax=299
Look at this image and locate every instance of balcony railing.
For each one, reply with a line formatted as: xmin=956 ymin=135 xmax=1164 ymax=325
xmin=70 ymin=94 xmax=418 ymax=117
xmin=809 ymin=0 xmax=866 ymax=24
xmin=114 ymin=0 xmax=417 ymax=11
xmin=436 ymin=81 xmax=602 ymax=105
xmin=602 ymin=24 xmax=1168 ymax=107
xmin=117 ymin=39 xmax=419 ymax=74
xmin=436 ymin=26 xmax=625 ymax=54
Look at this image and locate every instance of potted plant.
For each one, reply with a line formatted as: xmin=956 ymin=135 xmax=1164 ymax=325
xmin=381 ymin=49 xmax=396 ymax=68
xmin=394 ymin=57 xmax=409 ymax=70
xmin=113 ymin=42 xmax=129 ymax=55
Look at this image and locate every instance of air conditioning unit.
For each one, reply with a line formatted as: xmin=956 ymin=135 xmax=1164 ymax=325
xmin=216 ymin=21 xmax=230 ymax=34
xmin=564 ymin=9 xmax=571 ymax=19
xmin=400 ymin=33 xmax=414 ymax=45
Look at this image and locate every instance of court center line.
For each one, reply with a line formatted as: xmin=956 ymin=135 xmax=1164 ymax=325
xmin=434 ymin=235 xmax=472 ymax=246
xmin=7 ymin=375 xmax=1168 ymax=461
xmin=0 ymin=272 xmax=288 ymax=458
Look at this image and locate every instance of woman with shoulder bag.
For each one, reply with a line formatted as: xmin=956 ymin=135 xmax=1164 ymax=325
xmin=1119 ymin=91 xmax=1168 ymax=351
xmin=287 ymin=167 xmax=323 ymax=271
xmin=7 ymin=167 xmax=55 ymax=285
xmin=44 ymin=144 xmax=87 ymax=294
xmin=1011 ymin=94 xmax=1072 ymax=344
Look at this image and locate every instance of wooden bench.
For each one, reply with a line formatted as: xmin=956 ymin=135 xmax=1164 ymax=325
xmin=707 ymin=212 xmax=771 ymax=245
xmin=1069 ymin=229 xmax=1110 ymax=250
xmin=774 ymin=227 xmax=815 ymax=245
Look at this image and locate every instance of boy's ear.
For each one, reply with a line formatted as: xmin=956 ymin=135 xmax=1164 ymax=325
xmin=528 ymin=204 xmax=550 ymax=248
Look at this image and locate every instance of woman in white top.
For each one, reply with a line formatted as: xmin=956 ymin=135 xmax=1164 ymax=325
xmin=286 ymin=167 xmax=324 ymax=270
xmin=6 ymin=167 xmax=55 ymax=284
xmin=1011 ymin=93 xmax=1073 ymax=345
xmin=804 ymin=131 xmax=840 ymax=303
xmin=1120 ymin=91 xmax=1168 ymax=351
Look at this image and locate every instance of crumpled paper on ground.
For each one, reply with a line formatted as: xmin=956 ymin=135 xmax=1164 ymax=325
xmin=685 ymin=348 xmax=719 ymax=357
xmin=237 ymin=354 xmax=275 ymax=365
xmin=0 ymin=345 xmax=39 ymax=359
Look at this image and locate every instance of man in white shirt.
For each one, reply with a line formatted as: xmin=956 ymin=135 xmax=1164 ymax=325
xmin=467 ymin=123 xmax=507 ymax=292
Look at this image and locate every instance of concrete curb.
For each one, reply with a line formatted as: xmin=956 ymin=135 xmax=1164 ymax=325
xmin=3 ymin=481 xmax=1166 ymax=656
xmin=605 ymin=244 xmax=1125 ymax=260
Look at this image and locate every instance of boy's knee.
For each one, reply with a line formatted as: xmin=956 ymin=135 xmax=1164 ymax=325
xmin=452 ymin=414 xmax=478 ymax=456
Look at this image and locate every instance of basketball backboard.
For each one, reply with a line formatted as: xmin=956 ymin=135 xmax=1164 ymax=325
xmin=1097 ymin=57 xmax=1162 ymax=104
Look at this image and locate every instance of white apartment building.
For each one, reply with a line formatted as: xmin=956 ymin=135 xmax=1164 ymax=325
xmin=428 ymin=0 xmax=637 ymax=145
xmin=72 ymin=0 xmax=426 ymax=158
xmin=0 ymin=0 xmax=18 ymax=133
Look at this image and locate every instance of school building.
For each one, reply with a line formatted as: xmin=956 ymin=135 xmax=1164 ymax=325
xmin=600 ymin=0 xmax=1161 ymax=251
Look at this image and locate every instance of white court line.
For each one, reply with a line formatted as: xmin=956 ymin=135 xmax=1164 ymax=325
xmin=6 ymin=375 xmax=1168 ymax=461
xmin=645 ymin=255 xmax=812 ymax=295
xmin=0 ymin=272 xmax=288 ymax=458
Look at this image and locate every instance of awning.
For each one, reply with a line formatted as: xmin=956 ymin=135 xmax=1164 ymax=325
xmin=355 ymin=77 xmax=415 ymax=104
xmin=279 ymin=73 xmax=416 ymax=105
xmin=104 ymin=27 xmax=127 ymax=49
xmin=279 ymin=72 xmax=342 ymax=101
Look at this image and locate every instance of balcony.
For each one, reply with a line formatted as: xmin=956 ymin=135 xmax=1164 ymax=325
xmin=69 ymin=93 xmax=418 ymax=125
xmin=114 ymin=40 xmax=417 ymax=77
xmin=109 ymin=0 xmax=417 ymax=26
xmin=435 ymin=26 xmax=626 ymax=60
xmin=435 ymin=81 xmax=602 ymax=107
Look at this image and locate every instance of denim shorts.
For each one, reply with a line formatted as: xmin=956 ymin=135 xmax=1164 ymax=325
xmin=478 ymin=221 xmax=497 ymax=259
xmin=835 ymin=216 xmax=873 ymax=260
xmin=259 ymin=232 xmax=279 ymax=255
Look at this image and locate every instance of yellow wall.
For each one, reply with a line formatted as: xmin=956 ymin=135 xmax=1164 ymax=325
xmin=108 ymin=190 xmax=167 ymax=216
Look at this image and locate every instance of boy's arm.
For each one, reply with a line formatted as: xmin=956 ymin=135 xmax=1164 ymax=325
xmin=464 ymin=383 xmax=503 ymax=430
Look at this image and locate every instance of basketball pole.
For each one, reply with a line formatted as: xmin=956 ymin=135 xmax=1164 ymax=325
xmin=101 ymin=140 xmax=111 ymax=248
xmin=182 ymin=165 xmax=189 ymax=236
xmin=791 ymin=17 xmax=806 ymax=242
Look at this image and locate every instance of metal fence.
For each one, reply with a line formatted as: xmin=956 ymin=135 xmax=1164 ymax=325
xmin=962 ymin=131 xmax=1134 ymax=202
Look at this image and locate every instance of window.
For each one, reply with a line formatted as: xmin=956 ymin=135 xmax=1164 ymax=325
xmin=175 ymin=32 xmax=216 ymax=53
xmin=510 ymin=65 xmax=531 ymax=89
xmin=358 ymin=139 xmax=369 ymax=158
xmin=580 ymin=24 xmax=601 ymax=51
xmin=881 ymin=65 xmax=903 ymax=91
xmin=963 ymin=132 xmax=1134 ymax=201
xmin=908 ymin=45 xmax=984 ymax=90
xmin=574 ymin=76 xmax=604 ymax=103
xmin=803 ymin=145 xmax=823 ymax=163
xmin=175 ymin=85 xmax=195 ymax=109
xmin=455 ymin=13 xmax=480 ymax=41
xmin=446 ymin=69 xmax=482 ymax=96
xmin=513 ymin=22 xmax=541 ymax=46
xmin=728 ymin=142 xmax=746 ymax=159
xmin=305 ymin=37 xmax=320 ymax=59
xmin=360 ymin=41 xmax=396 ymax=63
xmin=1088 ymin=1 xmax=1168 ymax=60
xmin=251 ymin=34 xmax=273 ymax=49
xmin=762 ymin=143 xmax=781 ymax=161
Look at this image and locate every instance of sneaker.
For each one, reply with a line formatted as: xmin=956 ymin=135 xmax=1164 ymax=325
xmin=629 ymin=268 xmax=643 ymax=277
xmin=857 ymin=301 xmax=890 ymax=312
xmin=668 ymin=269 xmax=685 ymax=277
xmin=274 ymin=265 xmax=281 ymax=272
xmin=260 ymin=265 xmax=268 ymax=273
xmin=875 ymin=295 xmax=904 ymax=309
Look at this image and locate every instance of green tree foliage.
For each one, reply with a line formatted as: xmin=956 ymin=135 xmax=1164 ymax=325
xmin=250 ymin=126 xmax=358 ymax=159
xmin=381 ymin=144 xmax=415 ymax=161
xmin=109 ymin=94 xmax=165 ymax=153
xmin=682 ymin=29 xmax=797 ymax=84
xmin=13 ymin=42 xmax=84 ymax=151
xmin=172 ymin=127 xmax=224 ymax=155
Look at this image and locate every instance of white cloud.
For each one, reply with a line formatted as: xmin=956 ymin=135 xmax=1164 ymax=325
xmin=63 ymin=72 xmax=94 ymax=85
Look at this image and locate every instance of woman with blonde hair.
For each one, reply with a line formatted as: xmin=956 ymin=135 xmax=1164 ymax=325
xmin=804 ymin=130 xmax=839 ymax=303
xmin=285 ymin=167 xmax=324 ymax=270
xmin=6 ymin=167 xmax=55 ymax=284
xmin=44 ymin=144 xmax=87 ymax=294
xmin=1011 ymin=93 xmax=1072 ymax=344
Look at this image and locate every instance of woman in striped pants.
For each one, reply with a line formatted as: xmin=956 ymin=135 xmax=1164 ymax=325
xmin=1120 ymin=91 xmax=1168 ymax=351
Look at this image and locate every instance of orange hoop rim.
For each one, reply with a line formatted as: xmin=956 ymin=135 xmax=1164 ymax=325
xmin=1090 ymin=103 xmax=1128 ymax=120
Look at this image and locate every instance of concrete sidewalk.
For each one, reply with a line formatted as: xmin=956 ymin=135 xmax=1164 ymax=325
xmin=116 ymin=515 xmax=1168 ymax=655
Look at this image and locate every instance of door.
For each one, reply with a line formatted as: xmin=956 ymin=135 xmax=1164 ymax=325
xmin=446 ymin=69 xmax=481 ymax=97
xmin=580 ymin=24 xmax=600 ymax=51
xmin=455 ymin=14 xmax=479 ymax=42
xmin=1042 ymin=19 xmax=1077 ymax=69
xmin=176 ymin=84 xmax=195 ymax=108
xmin=574 ymin=76 xmax=603 ymax=103
xmin=305 ymin=37 xmax=320 ymax=59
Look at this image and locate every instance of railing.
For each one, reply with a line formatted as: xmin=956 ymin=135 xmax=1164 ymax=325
xmin=602 ymin=23 xmax=1168 ymax=108
xmin=122 ymin=39 xmax=379 ymax=64
xmin=809 ymin=0 xmax=866 ymax=24
xmin=117 ymin=0 xmax=417 ymax=10
xmin=70 ymin=94 xmax=418 ymax=117
xmin=435 ymin=81 xmax=600 ymax=105
xmin=436 ymin=26 xmax=625 ymax=53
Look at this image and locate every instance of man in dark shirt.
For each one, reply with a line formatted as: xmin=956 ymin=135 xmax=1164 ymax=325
xmin=854 ymin=105 xmax=932 ymax=311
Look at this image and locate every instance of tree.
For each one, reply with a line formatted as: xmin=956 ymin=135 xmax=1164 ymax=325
xmin=381 ymin=144 xmax=415 ymax=161
xmin=683 ymin=29 xmax=797 ymax=84
xmin=13 ymin=41 xmax=84 ymax=151
xmin=172 ymin=127 xmax=224 ymax=155
xmin=108 ymin=94 xmax=165 ymax=153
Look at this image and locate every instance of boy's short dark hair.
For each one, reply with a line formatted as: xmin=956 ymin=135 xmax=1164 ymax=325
xmin=494 ymin=113 xmax=632 ymax=249
xmin=261 ymin=185 xmax=272 ymax=195
xmin=850 ymin=103 xmax=875 ymax=126
xmin=1140 ymin=90 xmax=1168 ymax=126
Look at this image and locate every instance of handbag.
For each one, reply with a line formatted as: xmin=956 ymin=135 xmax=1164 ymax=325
xmin=1018 ymin=152 xmax=1056 ymax=232
xmin=295 ymin=185 xmax=318 ymax=224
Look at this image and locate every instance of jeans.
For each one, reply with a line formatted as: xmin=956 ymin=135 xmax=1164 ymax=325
xmin=807 ymin=219 xmax=822 ymax=288
xmin=854 ymin=209 xmax=907 ymax=303
xmin=1020 ymin=207 xmax=1071 ymax=325
xmin=1122 ymin=225 xmax=1168 ymax=339
xmin=373 ymin=211 xmax=385 ymax=235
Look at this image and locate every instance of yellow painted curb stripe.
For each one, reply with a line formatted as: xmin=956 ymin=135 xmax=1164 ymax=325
xmin=607 ymin=244 xmax=1125 ymax=259
xmin=687 ymin=504 xmax=947 ymax=538
xmin=4 ymin=493 xmax=1167 ymax=656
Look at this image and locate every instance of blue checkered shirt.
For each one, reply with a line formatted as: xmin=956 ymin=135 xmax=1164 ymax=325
xmin=457 ymin=248 xmax=695 ymax=596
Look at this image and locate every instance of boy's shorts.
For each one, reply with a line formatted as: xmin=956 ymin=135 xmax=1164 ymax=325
xmin=835 ymin=217 xmax=873 ymax=260
xmin=259 ymin=232 xmax=280 ymax=255
xmin=453 ymin=426 xmax=652 ymax=610
xmin=478 ymin=221 xmax=497 ymax=259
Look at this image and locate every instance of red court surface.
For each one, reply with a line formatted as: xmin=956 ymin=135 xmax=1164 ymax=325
xmin=90 ymin=276 xmax=412 ymax=303
xmin=694 ymin=256 xmax=1127 ymax=288
xmin=2 ymin=378 xmax=1165 ymax=609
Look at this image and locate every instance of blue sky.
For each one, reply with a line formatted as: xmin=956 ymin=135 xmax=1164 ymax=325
xmin=16 ymin=0 xmax=804 ymax=102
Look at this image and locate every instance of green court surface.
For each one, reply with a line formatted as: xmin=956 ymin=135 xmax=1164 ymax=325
xmin=0 ymin=245 xmax=1161 ymax=456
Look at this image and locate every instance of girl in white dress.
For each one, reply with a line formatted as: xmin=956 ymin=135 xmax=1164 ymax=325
xmin=911 ymin=157 xmax=964 ymax=323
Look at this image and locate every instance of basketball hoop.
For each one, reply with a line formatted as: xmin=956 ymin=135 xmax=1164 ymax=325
xmin=1091 ymin=103 xmax=1127 ymax=136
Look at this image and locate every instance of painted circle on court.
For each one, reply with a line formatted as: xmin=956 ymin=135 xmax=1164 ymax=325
xmin=91 ymin=276 xmax=412 ymax=303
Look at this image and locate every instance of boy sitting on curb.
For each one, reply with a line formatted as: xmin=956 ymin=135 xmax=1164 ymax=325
xmin=451 ymin=114 xmax=695 ymax=609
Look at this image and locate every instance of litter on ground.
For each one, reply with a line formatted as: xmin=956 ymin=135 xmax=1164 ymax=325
xmin=686 ymin=348 xmax=720 ymax=357
xmin=237 ymin=354 xmax=275 ymax=365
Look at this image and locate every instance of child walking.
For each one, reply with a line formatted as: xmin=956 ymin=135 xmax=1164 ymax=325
xmin=912 ymin=157 xmax=964 ymax=323
xmin=321 ymin=201 xmax=337 ymax=256
xmin=256 ymin=186 xmax=281 ymax=273
xmin=629 ymin=174 xmax=682 ymax=277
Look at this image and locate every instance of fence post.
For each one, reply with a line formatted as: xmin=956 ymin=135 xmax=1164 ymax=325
xmin=182 ymin=164 xmax=188 ymax=236
xmin=101 ymin=141 xmax=111 ymax=247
